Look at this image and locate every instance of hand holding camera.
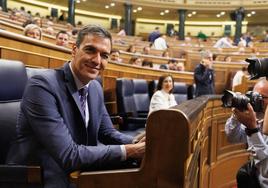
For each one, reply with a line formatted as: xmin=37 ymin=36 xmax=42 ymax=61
xmin=233 ymin=104 xmax=257 ymax=129
xmin=222 ymin=90 xmax=264 ymax=112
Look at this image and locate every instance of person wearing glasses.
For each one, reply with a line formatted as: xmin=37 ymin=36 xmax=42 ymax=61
xmin=194 ymin=50 xmax=215 ymax=97
xmin=225 ymin=79 xmax=268 ymax=188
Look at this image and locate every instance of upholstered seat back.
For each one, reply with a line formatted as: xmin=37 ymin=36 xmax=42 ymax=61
xmin=133 ymin=79 xmax=150 ymax=114
xmin=116 ymin=78 xmax=137 ymax=116
xmin=0 ymin=60 xmax=28 ymax=164
xmin=116 ymin=78 xmax=146 ymax=132
xmin=173 ymin=82 xmax=188 ymax=104
xmin=0 ymin=60 xmax=28 ymax=101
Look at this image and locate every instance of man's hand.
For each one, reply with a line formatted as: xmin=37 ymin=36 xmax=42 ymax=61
xmin=233 ymin=103 xmax=257 ymax=129
xmin=125 ymin=142 xmax=145 ymax=159
xmin=132 ymin=131 xmax=146 ymax=144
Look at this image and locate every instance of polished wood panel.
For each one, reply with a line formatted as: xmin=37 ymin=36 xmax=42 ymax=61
xmin=71 ymin=96 xmax=249 ymax=188
xmin=0 ymin=29 xmax=71 ymax=59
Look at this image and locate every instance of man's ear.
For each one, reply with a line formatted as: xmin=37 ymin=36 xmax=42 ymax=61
xmin=71 ymin=44 xmax=77 ymax=58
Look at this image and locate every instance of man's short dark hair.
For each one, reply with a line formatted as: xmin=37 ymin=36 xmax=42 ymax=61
xmin=56 ymin=30 xmax=68 ymax=38
xmin=76 ymin=25 xmax=112 ymax=48
xmin=110 ymin=49 xmax=120 ymax=54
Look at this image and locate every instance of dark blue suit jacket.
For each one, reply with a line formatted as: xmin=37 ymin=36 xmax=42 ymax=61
xmin=7 ymin=62 xmax=133 ymax=188
xmin=194 ymin=63 xmax=215 ymax=97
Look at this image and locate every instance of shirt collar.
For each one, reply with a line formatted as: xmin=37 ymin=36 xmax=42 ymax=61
xmin=69 ymin=62 xmax=90 ymax=90
xmin=160 ymin=89 xmax=170 ymax=96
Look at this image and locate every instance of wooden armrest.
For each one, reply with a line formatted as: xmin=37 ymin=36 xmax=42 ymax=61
xmin=0 ymin=165 xmax=42 ymax=184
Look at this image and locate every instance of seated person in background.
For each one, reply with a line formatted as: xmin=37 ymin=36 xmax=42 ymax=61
xmin=129 ymin=56 xmax=142 ymax=66
xmin=110 ymin=49 xmax=122 ymax=63
xmin=45 ymin=26 xmax=54 ymax=35
xmin=126 ymin=45 xmax=136 ymax=53
xmin=224 ymin=55 xmax=232 ymax=62
xmin=263 ymin=30 xmax=268 ymax=42
xmin=213 ymin=35 xmax=233 ymax=48
xmin=44 ymin=21 xmax=54 ymax=35
xmin=248 ymin=42 xmax=259 ymax=55
xmin=33 ymin=17 xmax=42 ymax=27
xmin=149 ymin=74 xmax=177 ymax=115
xmin=142 ymin=46 xmax=151 ymax=55
xmin=162 ymin=50 xmax=170 ymax=58
xmin=152 ymin=34 xmax=168 ymax=50
xmin=180 ymin=37 xmax=192 ymax=47
xmin=6 ymin=24 xmax=145 ymax=188
xmin=237 ymin=41 xmax=246 ymax=54
xmin=23 ymin=24 xmax=42 ymax=40
xmin=117 ymin=26 xmax=126 ymax=36
xmin=167 ymin=59 xmax=178 ymax=70
xmin=225 ymin=79 xmax=268 ymax=188
xmin=72 ymin=29 xmax=79 ymax=38
xmin=10 ymin=10 xmax=21 ymax=21
xmin=55 ymin=30 xmax=70 ymax=47
xmin=177 ymin=62 xmax=185 ymax=71
xmin=142 ymin=60 xmax=153 ymax=68
xmin=232 ymin=67 xmax=248 ymax=91
xmin=212 ymin=54 xmax=219 ymax=61
xmin=159 ymin=59 xmax=177 ymax=70
xmin=66 ymin=23 xmax=74 ymax=36
xmin=197 ymin=30 xmax=207 ymax=41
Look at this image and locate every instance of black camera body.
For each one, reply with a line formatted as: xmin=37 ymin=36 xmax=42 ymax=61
xmin=246 ymin=58 xmax=268 ymax=80
xmin=221 ymin=90 xmax=264 ymax=112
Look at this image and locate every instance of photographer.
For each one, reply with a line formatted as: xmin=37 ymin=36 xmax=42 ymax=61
xmin=225 ymin=79 xmax=268 ymax=188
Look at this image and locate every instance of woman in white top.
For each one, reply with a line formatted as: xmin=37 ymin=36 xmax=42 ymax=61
xmin=149 ymin=74 xmax=177 ymax=114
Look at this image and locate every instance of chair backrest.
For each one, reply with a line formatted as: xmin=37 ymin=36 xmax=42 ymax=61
xmin=132 ymin=79 xmax=150 ymax=113
xmin=173 ymin=82 xmax=188 ymax=104
xmin=116 ymin=78 xmax=137 ymax=117
xmin=0 ymin=60 xmax=28 ymax=164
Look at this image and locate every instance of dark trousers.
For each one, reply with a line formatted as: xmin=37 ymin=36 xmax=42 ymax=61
xmin=236 ymin=161 xmax=261 ymax=188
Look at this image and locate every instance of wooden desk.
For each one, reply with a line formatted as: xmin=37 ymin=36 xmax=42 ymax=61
xmin=70 ymin=96 xmax=248 ymax=188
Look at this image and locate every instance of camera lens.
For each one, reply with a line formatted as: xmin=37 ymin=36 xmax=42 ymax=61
xmin=246 ymin=58 xmax=268 ymax=80
xmin=222 ymin=90 xmax=264 ymax=112
xmin=221 ymin=90 xmax=250 ymax=111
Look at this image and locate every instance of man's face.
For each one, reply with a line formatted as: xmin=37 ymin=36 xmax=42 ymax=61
xmin=27 ymin=28 xmax=41 ymax=40
xmin=254 ymin=86 xmax=268 ymax=114
xmin=56 ymin=33 xmax=69 ymax=47
xmin=110 ymin=52 xmax=120 ymax=61
xmin=71 ymin=34 xmax=111 ymax=84
xmin=202 ymin=54 xmax=213 ymax=67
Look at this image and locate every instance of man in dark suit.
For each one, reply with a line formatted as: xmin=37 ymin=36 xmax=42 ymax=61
xmin=194 ymin=50 xmax=215 ymax=97
xmin=7 ymin=25 xmax=145 ymax=188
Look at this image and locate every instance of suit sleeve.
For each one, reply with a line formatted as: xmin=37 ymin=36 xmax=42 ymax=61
xmin=98 ymin=98 xmax=133 ymax=145
xmin=194 ymin=65 xmax=211 ymax=83
xmin=22 ymin=76 xmax=123 ymax=173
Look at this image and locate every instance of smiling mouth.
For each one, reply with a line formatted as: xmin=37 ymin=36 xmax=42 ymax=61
xmin=85 ymin=63 xmax=101 ymax=71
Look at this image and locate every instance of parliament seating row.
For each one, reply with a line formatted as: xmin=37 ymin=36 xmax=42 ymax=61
xmin=70 ymin=95 xmax=249 ymax=188
xmin=116 ymin=78 xmax=194 ymax=133
xmin=0 ymin=60 xmax=248 ymax=188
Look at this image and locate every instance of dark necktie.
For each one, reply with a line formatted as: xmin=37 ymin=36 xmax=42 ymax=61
xmin=79 ymin=86 xmax=88 ymax=116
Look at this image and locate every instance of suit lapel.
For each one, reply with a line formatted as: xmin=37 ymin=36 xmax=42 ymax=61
xmin=63 ymin=62 xmax=86 ymax=124
xmin=87 ymin=82 xmax=98 ymax=145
